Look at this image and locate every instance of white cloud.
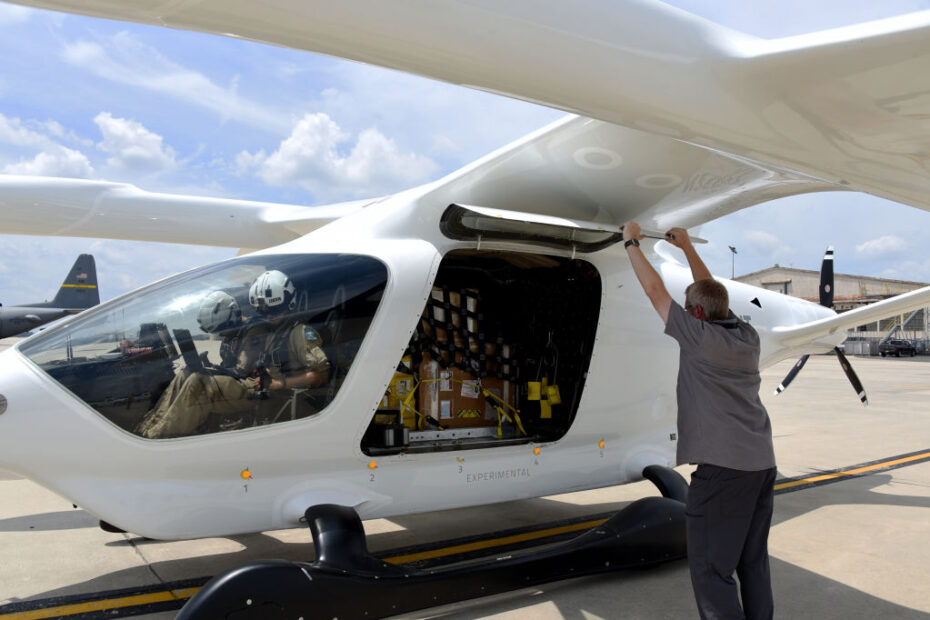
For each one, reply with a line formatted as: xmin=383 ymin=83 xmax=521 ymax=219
xmin=744 ymin=230 xmax=783 ymax=251
xmin=2 ymin=147 xmax=93 ymax=178
xmin=244 ymin=113 xmax=437 ymax=199
xmin=0 ymin=113 xmax=51 ymax=149
xmin=743 ymin=230 xmax=794 ymax=262
xmin=94 ymin=112 xmax=176 ymax=173
xmin=0 ymin=113 xmax=94 ymax=178
xmin=881 ymin=259 xmax=930 ymax=283
xmin=855 ymin=235 xmax=908 ymax=258
xmin=234 ymin=149 xmax=267 ymax=176
xmin=61 ymin=32 xmax=289 ymax=134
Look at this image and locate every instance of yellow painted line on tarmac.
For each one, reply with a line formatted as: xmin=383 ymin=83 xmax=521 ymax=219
xmin=383 ymin=518 xmax=607 ymax=564
xmin=5 ymin=450 xmax=929 ymax=619
xmin=0 ymin=587 xmax=199 ymax=620
xmin=775 ymin=450 xmax=930 ymax=492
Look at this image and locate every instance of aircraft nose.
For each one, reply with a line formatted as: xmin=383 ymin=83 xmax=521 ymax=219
xmin=0 ymin=347 xmax=30 ymax=471
xmin=0 ymin=344 xmax=64 ymax=473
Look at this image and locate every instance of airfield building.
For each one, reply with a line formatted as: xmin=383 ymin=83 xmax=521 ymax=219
xmin=735 ymin=265 xmax=928 ymax=354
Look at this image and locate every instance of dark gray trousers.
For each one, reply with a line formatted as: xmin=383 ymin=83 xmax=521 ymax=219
xmin=686 ymin=464 xmax=776 ymax=620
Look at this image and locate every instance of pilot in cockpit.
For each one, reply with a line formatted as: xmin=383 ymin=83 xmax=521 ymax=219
xmin=196 ymin=290 xmax=250 ymax=371
xmin=135 ymin=290 xmax=256 ymax=438
xmin=135 ymin=271 xmax=329 ymax=439
xmin=240 ymin=269 xmax=330 ymax=403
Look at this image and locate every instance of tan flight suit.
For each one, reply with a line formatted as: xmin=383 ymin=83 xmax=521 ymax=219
xmin=249 ymin=321 xmax=331 ymax=424
xmin=136 ymin=320 xmax=329 ymax=439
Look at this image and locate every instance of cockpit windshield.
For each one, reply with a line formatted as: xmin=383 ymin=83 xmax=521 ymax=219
xmin=21 ymin=254 xmax=387 ymax=439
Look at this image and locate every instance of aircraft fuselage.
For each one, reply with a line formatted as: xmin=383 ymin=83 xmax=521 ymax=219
xmin=0 ymin=306 xmax=72 ymax=338
xmin=0 ymin=188 xmax=837 ymax=540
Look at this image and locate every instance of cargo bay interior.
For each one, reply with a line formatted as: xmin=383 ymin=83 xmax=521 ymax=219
xmin=362 ymin=250 xmax=601 ymax=455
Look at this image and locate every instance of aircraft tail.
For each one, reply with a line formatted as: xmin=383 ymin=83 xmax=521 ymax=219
xmin=773 ymin=284 xmax=930 ymax=349
xmin=48 ymin=254 xmax=99 ymax=310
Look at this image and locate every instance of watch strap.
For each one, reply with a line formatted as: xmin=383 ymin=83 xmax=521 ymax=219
xmin=624 ymin=238 xmax=640 ymax=249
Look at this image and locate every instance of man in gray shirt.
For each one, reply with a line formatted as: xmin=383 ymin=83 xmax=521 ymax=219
xmin=622 ymin=221 xmax=776 ymax=620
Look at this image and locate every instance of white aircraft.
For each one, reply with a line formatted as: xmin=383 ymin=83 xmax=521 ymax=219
xmin=2 ymin=1 xmax=930 ymax=613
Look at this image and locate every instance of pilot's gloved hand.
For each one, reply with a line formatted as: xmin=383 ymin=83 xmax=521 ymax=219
xmin=249 ymin=364 xmax=271 ymax=398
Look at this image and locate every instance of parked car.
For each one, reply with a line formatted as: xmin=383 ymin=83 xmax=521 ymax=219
xmin=879 ymin=339 xmax=917 ymax=357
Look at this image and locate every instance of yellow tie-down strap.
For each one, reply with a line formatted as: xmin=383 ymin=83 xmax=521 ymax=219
xmin=401 ymin=376 xmax=526 ymax=437
xmin=482 ymin=386 xmax=527 ymax=438
xmin=401 ymin=382 xmax=437 ymax=430
xmin=527 ymin=377 xmax=561 ymax=419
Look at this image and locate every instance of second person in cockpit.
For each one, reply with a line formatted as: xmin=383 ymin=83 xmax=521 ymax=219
xmin=241 ymin=269 xmax=331 ymax=421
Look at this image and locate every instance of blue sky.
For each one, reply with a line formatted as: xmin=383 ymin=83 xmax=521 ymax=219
xmin=1 ymin=0 xmax=930 ymax=306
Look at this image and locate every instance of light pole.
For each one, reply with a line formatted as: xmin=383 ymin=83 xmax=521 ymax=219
xmin=728 ymin=246 xmax=737 ymax=278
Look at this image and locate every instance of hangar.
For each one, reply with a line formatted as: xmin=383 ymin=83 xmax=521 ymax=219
xmin=735 ymin=265 xmax=928 ymax=354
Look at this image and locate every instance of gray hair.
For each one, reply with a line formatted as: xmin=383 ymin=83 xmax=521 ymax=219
xmin=685 ymin=279 xmax=729 ymax=321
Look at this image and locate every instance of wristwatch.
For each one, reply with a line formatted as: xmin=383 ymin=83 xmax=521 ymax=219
xmin=624 ymin=238 xmax=640 ymax=249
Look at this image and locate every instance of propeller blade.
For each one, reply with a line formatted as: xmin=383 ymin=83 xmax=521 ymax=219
xmin=819 ymin=246 xmax=834 ymax=308
xmin=835 ymin=347 xmax=868 ymax=406
xmin=774 ymin=355 xmax=809 ymax=395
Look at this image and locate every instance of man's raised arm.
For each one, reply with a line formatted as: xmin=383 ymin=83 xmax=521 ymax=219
xmin=622 ymin=221 xmax=672 ymax=323
xmin=665 ymin=227 xmax=712 ymax=283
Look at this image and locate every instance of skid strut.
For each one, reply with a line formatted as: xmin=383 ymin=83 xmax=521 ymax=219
xmin=178 ymin=466 xmax=688 ymax=619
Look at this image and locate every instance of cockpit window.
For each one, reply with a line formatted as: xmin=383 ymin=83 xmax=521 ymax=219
xmin=21 ymin=254 xmax=387 ymax=439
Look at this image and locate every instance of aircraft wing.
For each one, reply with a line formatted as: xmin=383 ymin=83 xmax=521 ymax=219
xmin=421 ymin=115 xmax=835 ymax=231
xmin=9 ymin=0 xmax=930 ymax=212
xmin=774 ymin=285 xmax=930 ymax=348
xmin=0 ymin=176 xmax=369 ymax=248
xmin=0 ymin=116 xmax=835 ymax=247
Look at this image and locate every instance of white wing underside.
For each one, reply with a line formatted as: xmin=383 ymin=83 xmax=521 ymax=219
xmin=2 ymin=0 xmax=930 ymax=246
xmin=0 ymin=176 xmax=372 ymax=248
xmin=8 ymin=0 xmax=930 ymax=209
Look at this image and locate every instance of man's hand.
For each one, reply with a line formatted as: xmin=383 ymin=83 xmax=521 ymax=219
xmin=622 ymin=221 xmax=645 ymax=242
xmin=664 ymin=227 xmax=692 ymax=249
xmin=665 ymin=227 xmax=712 ymax=282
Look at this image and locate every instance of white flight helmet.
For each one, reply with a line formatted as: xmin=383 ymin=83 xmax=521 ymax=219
xmin=197 ymin=291 xmax=242 ymax=333
xmin=249 ymin=270 xmax=297 ymax=314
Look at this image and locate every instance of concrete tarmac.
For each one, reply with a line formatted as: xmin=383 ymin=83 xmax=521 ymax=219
xmin=1 ymin=335 xmax=929 ymax=619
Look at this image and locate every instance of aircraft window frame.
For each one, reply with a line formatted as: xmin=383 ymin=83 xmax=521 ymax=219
xmin=21 ymin=253 xmax=388 ymax=441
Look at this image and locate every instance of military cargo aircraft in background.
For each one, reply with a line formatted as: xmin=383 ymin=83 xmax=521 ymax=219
xmin=1 ymin=1 xmax=930 ymax=617
xmin=0 ymin=254 xmax=99 ymax=338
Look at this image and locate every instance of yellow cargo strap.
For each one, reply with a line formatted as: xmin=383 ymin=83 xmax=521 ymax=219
xmin=527 ymin=377 xmax=561 ymax=419
xmin=482 ymin=387 xmax=527 ymax=438
xmin=401 ymin=385 xmax=440 ymax=430
xmin=399 ymin=389 xmax=422 ymax=428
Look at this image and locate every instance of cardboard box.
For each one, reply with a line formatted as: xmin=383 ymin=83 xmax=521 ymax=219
xmin=419 ymin=358 xmax=515 ymax=429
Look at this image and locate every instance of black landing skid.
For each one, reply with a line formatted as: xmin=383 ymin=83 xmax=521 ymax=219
xmin=178 ymin=465 xmax=688 ymax=619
